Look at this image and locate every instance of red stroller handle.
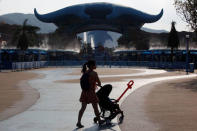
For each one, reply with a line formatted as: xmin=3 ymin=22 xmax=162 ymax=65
xmin=116 ymin=80 xmax=134 ymax=102
xmin=127 ymin=80 xmax=134 ymax=89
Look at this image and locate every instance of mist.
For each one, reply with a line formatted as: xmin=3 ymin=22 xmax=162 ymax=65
xmin=77 ymin=31 xmax=121 ymax=48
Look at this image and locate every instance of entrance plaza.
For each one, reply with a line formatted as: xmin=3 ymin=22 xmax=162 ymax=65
xmin=1 ymin=2 xmax=197 ymax=131
xmin=0 ymin=68 xmax=197 ymax=131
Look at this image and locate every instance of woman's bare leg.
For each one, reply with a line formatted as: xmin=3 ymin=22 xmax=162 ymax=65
xmin=77 ymin=102 xmax=87 ymax=125
xmin=92 ymin=103 xmax=101 ymax=121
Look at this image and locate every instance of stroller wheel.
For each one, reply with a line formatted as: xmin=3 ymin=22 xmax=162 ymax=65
xmin=106 ymin=119 xmax=111 ymax=125
xmin=117 ymin=111 xmax=124 ymax=124
xmin=119 ymin=115 xmax=124 ymax=123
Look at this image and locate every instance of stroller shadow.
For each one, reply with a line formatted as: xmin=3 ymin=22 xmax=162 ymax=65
xmin=97 ymin=123 xmax=117 ymax=131
xmin=72 ymin=122 xmax=119 ymax=131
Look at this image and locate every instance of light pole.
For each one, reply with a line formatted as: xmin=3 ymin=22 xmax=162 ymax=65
xmin=0 ymin=33 xmax=2 ymax=71
xmin=185 ymin=35 xmax=189 ymax=75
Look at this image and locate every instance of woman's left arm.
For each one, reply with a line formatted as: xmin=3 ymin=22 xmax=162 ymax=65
xmin=95 ymin=72 xmax=101 ymax=86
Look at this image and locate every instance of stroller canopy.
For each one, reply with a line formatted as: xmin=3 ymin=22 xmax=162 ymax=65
xmin=97 ymin=84 xmax=112 ymax=98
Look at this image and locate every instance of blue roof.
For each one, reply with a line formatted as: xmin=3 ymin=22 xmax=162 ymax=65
xmin=164 ymin=51 xmax=171 ymax=54
xmin=40 ymin=51 xmax=47 ymax=55
xmin=8 ymin=50 xmax=15 ymax=54
xmin=142 ymin=51 xmax=152 ymax=55
xmin=190 ymin=51 xmax=197 ymax=55
xmin=34 ymin=2 xmax=163 ymax=33
xmin=32 ymin=50 xmax=39 ymax=54
xmin=153 ymin=51 xmax=162 ymax=55
xmin=183 ymin=51 xmax=187 ymax=54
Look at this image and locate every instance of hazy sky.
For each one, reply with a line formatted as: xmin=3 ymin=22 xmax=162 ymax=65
xmin=0 ymin=0 xmax=191 ymax=32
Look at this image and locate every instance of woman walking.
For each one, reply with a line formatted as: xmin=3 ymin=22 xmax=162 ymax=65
xmin=76 ymin=60 xmax=103 ymax=128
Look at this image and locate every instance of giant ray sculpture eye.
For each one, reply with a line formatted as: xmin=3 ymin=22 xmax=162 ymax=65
xmin=84 ymin=4 xmax=113 ymax=19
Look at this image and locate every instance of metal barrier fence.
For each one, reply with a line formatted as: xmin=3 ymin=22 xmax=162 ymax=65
xmin=0 ymin=61 xmax=191 ymax=71
xmin=12 ymin=61 xmax=48 ymax=71
xmin=46 ymin=61 xmax=187 ymax=69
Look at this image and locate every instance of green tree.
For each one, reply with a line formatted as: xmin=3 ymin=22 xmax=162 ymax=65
xmin=117 ymin=30 xmax=150 ymax=50
xmin=174 ymin=0 xmax=197 ymax=36
xmin=12 ymin=19 xmax=40 ymax=50
xmin=47 ymin=29 xmax=81 ymax=49
xmin=135 ymin=38 xmax=150 ymax=50
xmin=117 ymin=34 xmax=130 ymax=48
xmin=168 ymin=21 xmax=180 ymax=62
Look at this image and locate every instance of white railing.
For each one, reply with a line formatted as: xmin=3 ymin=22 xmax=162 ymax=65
xmin=12 ymin=61 xmax=47 ymax=71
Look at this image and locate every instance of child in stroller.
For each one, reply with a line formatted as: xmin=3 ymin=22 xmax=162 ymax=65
xmin=94 ymin=84 xmax=124 ymax=125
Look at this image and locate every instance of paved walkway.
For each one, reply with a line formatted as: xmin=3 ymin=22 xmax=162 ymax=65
xmin=0 ymin=68 xmax=196 ymax=131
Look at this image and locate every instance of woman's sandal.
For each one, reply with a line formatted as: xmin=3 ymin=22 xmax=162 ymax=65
xmin=76 ymin=123 xmax=84 ymax=128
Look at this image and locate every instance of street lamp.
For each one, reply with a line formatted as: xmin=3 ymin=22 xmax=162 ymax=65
xmin=185 ymin=34 xmax=189 ymax=75
xmin=0 ymin=33 xmax=2 ymax=71
xmin=0 ymin=34 xmax=1 ymax=57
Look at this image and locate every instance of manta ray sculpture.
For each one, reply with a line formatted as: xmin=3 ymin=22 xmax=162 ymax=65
xmin=34 ymin=2 xmax=163 ymax=34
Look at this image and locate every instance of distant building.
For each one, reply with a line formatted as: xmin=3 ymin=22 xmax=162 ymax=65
xmin=0 ymin=33 xmax=7 ymax=49
xmin=0 ymin=41 xmax=7 ymax=49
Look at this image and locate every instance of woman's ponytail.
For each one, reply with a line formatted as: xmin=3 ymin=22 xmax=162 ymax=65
xmin=81 ymin=60 xmax=96 ymax=73
xmin=81 ymin=62 xmax=87 ymax=74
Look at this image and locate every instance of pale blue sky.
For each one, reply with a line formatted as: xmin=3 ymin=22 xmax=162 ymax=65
xmin=0 ymin=0 xmax=190 ymax=32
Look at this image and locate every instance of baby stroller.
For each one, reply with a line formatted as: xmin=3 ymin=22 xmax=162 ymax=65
xmin=94 ymin=80 xmax=134 ymax=125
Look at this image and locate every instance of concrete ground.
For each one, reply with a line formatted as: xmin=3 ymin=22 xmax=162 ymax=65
xmin=0 ymin=68 xmax=196 ymax=131
xmin=120 ymin=77 xmax=197 ymax=131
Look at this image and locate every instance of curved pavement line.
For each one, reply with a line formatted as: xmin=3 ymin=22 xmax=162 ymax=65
xmin=114 ymin=74 xmax=197 ymax=131
xmin=63 ymin=68 xmax=166 ymax=80
xmin=99 ymin=68 xmax=166 ymax=78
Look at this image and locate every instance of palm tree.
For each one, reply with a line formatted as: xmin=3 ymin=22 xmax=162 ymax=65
xmin=168 ymin=21 xmax=180 ymax=62
xmin=11 ymin=19 xmax=40 ymax=61
xmin=12 ymin=19 xmax=40 ymax=50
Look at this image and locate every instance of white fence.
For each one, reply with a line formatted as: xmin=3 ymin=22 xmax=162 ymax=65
xmin=12 ymin=61 xmax=47 ymax=71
